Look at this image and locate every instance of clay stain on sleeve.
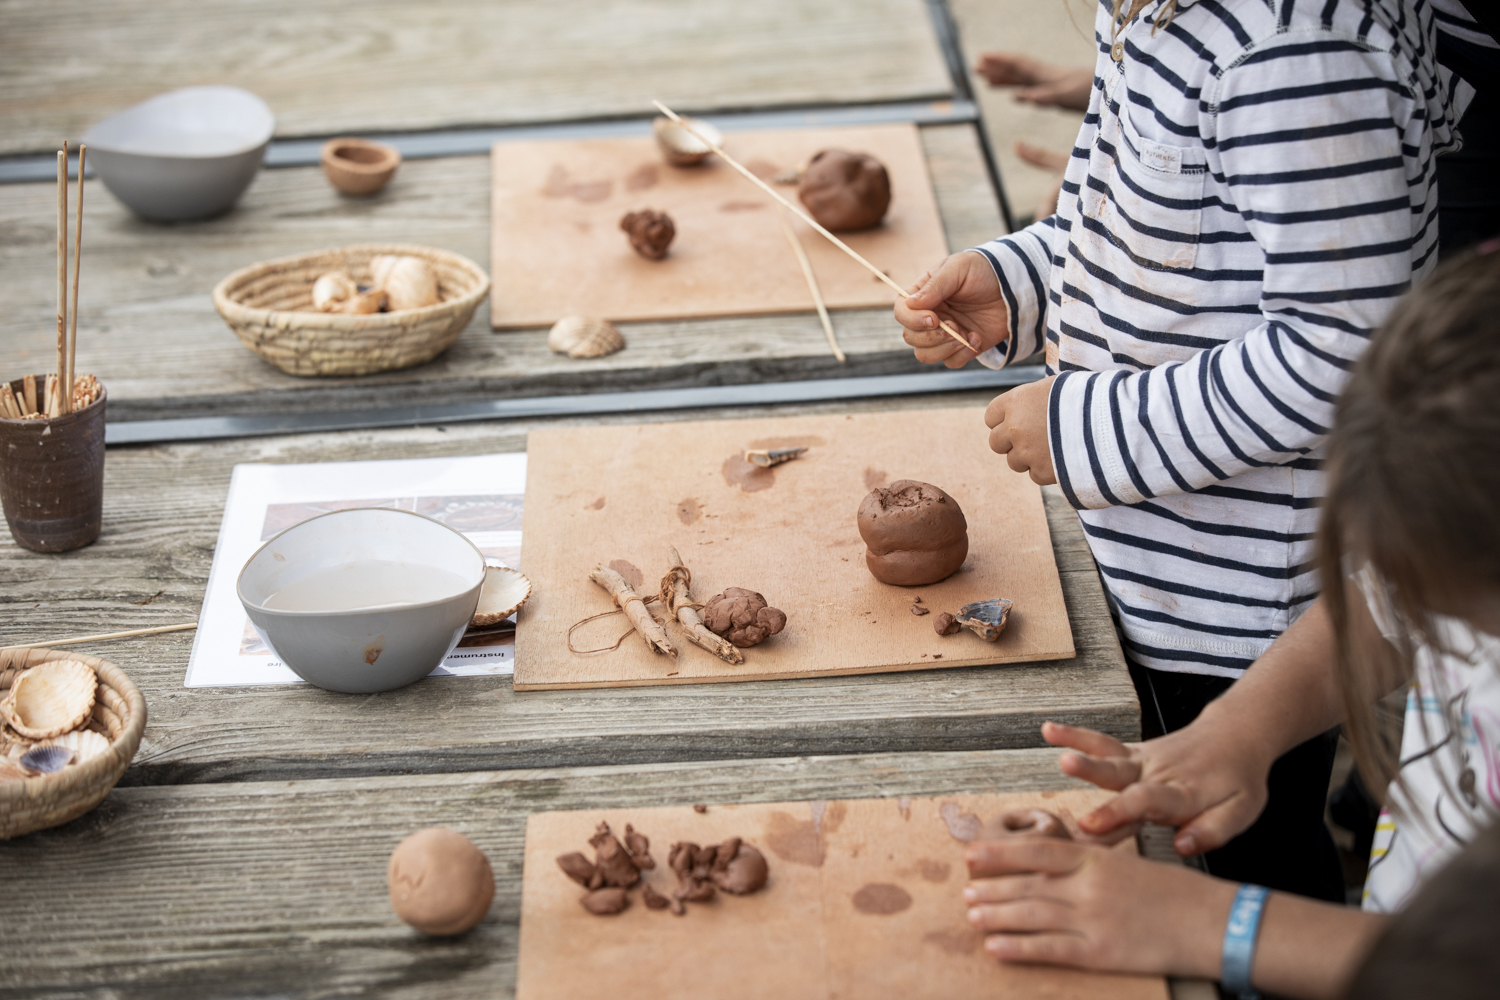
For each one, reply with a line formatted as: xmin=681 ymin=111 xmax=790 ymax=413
xmin=939 ymin=802 xmax=982 ymax=843
xmin=608 ymin=559 xmax=644 ymax=590
xmin=676 ymin=498 xmax=702 ymax=524
xmin=852 ymin=883 xmax=913 ymax=915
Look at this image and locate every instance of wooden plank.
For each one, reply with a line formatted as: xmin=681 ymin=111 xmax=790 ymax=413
xmin=0 ymin=747 xmax=1102 ymax=998
xmin=0 ymin=125 xmax=997 ymax=422
xmin=518 ymin=791 xmax=1166 ymax=1000
xmin=515 ymin=407 xmax=1073 ymax=689
xmin=0 ymin=0 xmax=952 ymax=156
xmin=489 ymin=125 xmax=950 ymax=326
xmin=0 ymin=398 xmax=1136 ymax=786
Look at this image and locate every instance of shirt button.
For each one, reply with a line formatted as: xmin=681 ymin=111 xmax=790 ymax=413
xmin=1111 ymin=40 xmax=1125 ymax=61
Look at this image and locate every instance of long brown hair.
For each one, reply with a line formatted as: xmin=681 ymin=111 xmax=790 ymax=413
xmin=1321 ymin=248 xmax=1500 ymax=798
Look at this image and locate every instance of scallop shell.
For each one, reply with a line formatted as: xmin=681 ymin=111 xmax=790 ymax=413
xmin=548 ymin=316 xmax=625 ymax=359
xmin=471 ymin=566 xmax=533 ymax=628
xmin=339 ymin=286 xmax=388 ymax=314
xmin=43 ymin=728 xmax=111 ymax=765
xmin=0 ymin=659 xmax=97 ymax=740
xmin=370 ymin=254 xmax=440 ymax=311
xmin=311 ymin=271 xmax=357 ymax=312
xmin=19 ymin=744 xmax=74 ymax=775
xmin=652 ymin=116 xmax=723 ymax=167
xmin=955 ymin=598 xmax=1013 ymax=642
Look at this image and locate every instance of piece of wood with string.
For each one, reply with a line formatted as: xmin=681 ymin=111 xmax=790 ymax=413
xmin=589 ymin=563 xmax=676 ymax=658
xmin=661 ymin=547 xmax=743 ymax=665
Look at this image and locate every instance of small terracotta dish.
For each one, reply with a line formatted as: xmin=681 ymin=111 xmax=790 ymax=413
xmin=321 ymin=137 xmax=401 ymax=196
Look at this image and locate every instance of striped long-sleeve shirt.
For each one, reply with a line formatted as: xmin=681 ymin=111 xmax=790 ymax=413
xmin=973 ymin=0 xmax=1464 ymax=678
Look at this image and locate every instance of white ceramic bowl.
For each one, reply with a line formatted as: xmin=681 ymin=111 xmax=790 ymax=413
xmin=83 ymin=86 xmax=275 ymax=222
xmin=237 ymin=508 xmax=485 ymax=693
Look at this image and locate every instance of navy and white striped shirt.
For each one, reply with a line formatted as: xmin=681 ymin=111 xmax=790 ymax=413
xmin=973 ymin=0 xmax=1464 ymax=677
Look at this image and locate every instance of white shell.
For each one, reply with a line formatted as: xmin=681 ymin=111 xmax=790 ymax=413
xmin=548 ymin=316 xmax=625 ymax=359
xmin=0 ymin=659 xmax=97 ymax=740
xmin=370 ymin=254 xmax=440 ymax=311
xmin=312 ymin=271 xmax=357 ymax=312
xmin=471 ymin=566 xmax=533 ymax=627
xmin=652 ymin=116 xmax=722 ymax=166
xmin=44 ymin=728 xmax=111 ymax=765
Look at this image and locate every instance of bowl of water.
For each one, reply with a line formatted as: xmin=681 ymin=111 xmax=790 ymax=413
xmin=237 ymin=507 xmax=485 ymax=693
xmin=83 ymin=86 xmax=274 ymax=222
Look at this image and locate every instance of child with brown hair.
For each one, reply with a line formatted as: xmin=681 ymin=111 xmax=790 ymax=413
xmin=961 ymin=247 xmax=1500 ymax=999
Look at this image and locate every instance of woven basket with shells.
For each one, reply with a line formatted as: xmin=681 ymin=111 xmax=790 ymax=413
xmin=0 ymin=648 xmax=146 ymax=839
xmin=212 ymin=243 xmax=491 ymax=377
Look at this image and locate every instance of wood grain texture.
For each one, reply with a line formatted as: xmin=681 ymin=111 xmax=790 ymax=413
xmin=519 ymin=792 xmax=1166 ymax=1000
xmin=0 ymin=397 xmax=1135 ymax=786
xmin=0 ymin=747 xmax=1099 ymax=999
xmin=0 ymin=126 xmax=996 ymax=421
xmin=515 ymin=407 xmax=1073 ymax=688
xmin=0 ymin=0 xmax=952 ymax=155
xmin=489 ymin=125 xmax=949 ymax=326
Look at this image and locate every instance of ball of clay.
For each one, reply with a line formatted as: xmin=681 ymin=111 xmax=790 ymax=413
xmin=620 ymin=209 xmax=676 ymax=260
xmin=388 ymin=827 xmax=495 ymax=936
xmin=581 ymin=887 xmax=631 ymax=915
xmin=797 ymin=149 xmax=891 ymax=231
xmin=857 ymin=480 xmax=968 ymax=586
xmin=984 ymin=808 xmax=1072 ymax=841
xmin=710 ymin=838 xmax=769 ymax=895
xmin=702 ymin=587 xmax=788 ymax=648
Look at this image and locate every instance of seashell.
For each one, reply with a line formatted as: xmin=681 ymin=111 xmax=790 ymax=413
xmin=548 ymin=316 xmax=625 ymax=359
xmin=339 ymin=285 xmax=388 ymax=315
xmin=44 ymin=728 xmax=111 ymax=765
xmin=955 ymin=598 xmax=1013 ymax=642
xmin=652 ymin=116 xmax=723 ymax=167
xmin=19 ymin=744 xmax=74 ymax=775
xmin=0 ymin=659 xmax=97 ymax=740
xmin=311 ymin=271 xmax=357 ymax=312
xmin=370 ymin=254 xmax=440 ymax=311
xmin=471 ymin=566 xmax=533 ymax=628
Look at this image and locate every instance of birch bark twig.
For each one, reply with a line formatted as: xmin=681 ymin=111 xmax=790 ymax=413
xmin=590 ymin=563 xmax=677 ymax=657
xmin=660 ymin=548 xmax=743 ymax=665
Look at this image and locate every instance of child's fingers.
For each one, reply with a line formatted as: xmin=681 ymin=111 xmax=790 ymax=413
xmin=1058 ymin=750 xmax=1141 ymax=792
xmin=968 ymin=897 xmax=1077 ymax=934
xmin=964 ymin=837 xmax=1085 ymax=878
xmin=1077 ymin=781 xmax=1199 ymax=836
xmin=984 ymin=930 xmax=1090 ymax=967
xmin=984 ymin=392 xmax=1009 ymax=429
xmin=963 ymin=873 xmax=1051 ymax=905
xmin=1173 ymin=797 xmax=1261 ymax=857
xmin=1042 ymin=721 xmax=1128 ymax=759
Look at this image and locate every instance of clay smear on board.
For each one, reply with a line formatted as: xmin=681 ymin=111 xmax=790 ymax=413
xmin=625 ymin=163 xmax=659 ymax=192
xmin=676 ymin=498 xmax=703 ymax=525
xmin=763 ymin=800 xmax=847 ymax=867
xmin=852 ymin=883 xmax=913 ymax=915
xmin=722 ymin=455 xmax=776 ymax=492
xmin=917 ymin=859 xmax=951 ymax=883
xmin=939 ymin=802 xmax=982 ymax=843
xmin=587 ymin=496 xmax=606 ymax=510
xmin=542 ymin=165 xmax=612 ymax=203
xmin=607 ymin=559 xmax=644 ymax=590
xmin=924 ymin=927 xmax=982 ymax=954
xmin=864 ymin=468 xmax=888 ymax=490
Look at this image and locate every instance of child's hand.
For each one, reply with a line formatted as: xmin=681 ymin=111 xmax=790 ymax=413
xmin=962 ymin=837 xmax=1230 ymax=977
xmin=973 ymin=53 xmax=1095 ymax=112
xmin=985 ymin=378 xmax=1057 ymax=485
xmin=1041 ymin=721 xmax=1273 ymax=858
xmin=895 ymin=252 xmax=1010 ymax=368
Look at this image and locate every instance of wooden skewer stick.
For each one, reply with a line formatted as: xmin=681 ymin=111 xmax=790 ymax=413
xmin=775 ymin=207 xmax=844 ymax=362
xmin=2 ymin=622 xmax=198 ymax=650
xmin=653 ymin=100 xmax=973 ymax=354
xmin=67 ymin=144 xmax=86 ymax=407
xmin=22 ymin=373 xmax=37 ymax=414
xmin=55 ymin=146 xmax=68 ymax=415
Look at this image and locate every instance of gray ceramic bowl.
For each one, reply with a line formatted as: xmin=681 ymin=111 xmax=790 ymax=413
xmin=83 ymin=86 xmax=274 ymax=222
xmin=237 ymin=507 xmax=485 ymax=694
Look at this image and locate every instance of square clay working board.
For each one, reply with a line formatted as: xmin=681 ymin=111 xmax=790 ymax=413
xmin=512 ymin=407 xmax=1075 ymax=689
xmin=489 ymin=123 xmax=951 ymax=327
xmin=516 ymin=790 xmax=1169 ymax=1000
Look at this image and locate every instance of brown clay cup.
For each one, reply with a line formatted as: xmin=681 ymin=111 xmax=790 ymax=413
xmin=0 ymin=376 xmax=107 ymax=553
xmin=320 ymin=137 xmax=401 ymax=196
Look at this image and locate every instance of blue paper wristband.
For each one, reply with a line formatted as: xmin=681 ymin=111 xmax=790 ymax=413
xmin=1221 ymin=883 xmax=1270 ymax=998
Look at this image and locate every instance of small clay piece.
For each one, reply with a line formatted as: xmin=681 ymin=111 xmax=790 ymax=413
xmin=985 ymin=808 xmax=1072 ymax=841
xmin=311 ymin=271 xmax=357 ymax=312
xmin=581 ymin=887 xmax=630 ymax=915
xmin=857 ymin=480 xmax=969 ymax=587
xmin=693 ymin=804 xmax=708 ymax=814
xmin=387 ymin=827 xmax=496 ymax=936
xmin=642 ymin=883 xmax=672 ymax=909
xmin=370 ymin=254 xmax=440 ymax=311
xmin=620 ymin=209 xmax=676 ymax=260
xmin=320 ymin=137 xmax=401 ymax=196
xmin=624 ymin=823 xmax=656 ymax=870
xmin=933 ymin=612 xmax=961 ymax=636
xmin=701 ymin=588 xmax=787 ymax=648
xmin=910 ymin=603 xmax=930 ymax=616
xmin=710 ymin=838 xmax=770 ymax=895
xmin=744 ymin=447 xmax=807 ymax=469
xmin=557 ymin=851 xmax=603 ymax=889
xmin=955 ymin=598 xmax=1014 ymax=642
xmin=590 ymin=821 xmax=642 ymax=888
xmin=652 ymin=115 xmax=722 ymax=166
xmin=797 ymin=149 xmax=891 ymax=232
xmin=668 ymin=841 xmax=718 ymax=914
xmin=590 ymin=563 xmax=677 ymax=657
xmin=548 ymin=316 xmax=626 ymax=359
xmin=661 ymin=548 xmax=744 ymax=665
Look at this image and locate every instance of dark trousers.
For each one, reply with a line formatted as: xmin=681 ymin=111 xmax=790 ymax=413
xmin=1135 ymin=664 xmax=1347 ymax=904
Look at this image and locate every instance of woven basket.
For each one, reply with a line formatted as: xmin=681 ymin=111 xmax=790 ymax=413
xmin=0 ymin=648 xmax=146 ymax=839
xmin=212 ymin=243 xmax=491 ymax=376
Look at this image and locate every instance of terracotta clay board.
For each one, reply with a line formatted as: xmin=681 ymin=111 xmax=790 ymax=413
xmin=513 ymin=407 xmax=1075 ymax=689
xmin=516 ymin=789 xmax=1169 ymax=1000
xmin=489 ymin=124 xmax=951 ymax=327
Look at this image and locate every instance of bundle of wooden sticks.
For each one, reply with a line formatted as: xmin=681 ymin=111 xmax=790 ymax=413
xmin=1 ymin=142 xmax=98 ymax=421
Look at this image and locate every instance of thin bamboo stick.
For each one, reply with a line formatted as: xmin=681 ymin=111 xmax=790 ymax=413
xmin=67 ymin=144 xmax=85 ymax=407
xmin=776 ymin=207 xmax=844 ymax=362
xmin=55 ymin=146 xmax=68 ymax=415
xmin=2 ymin=622 xmax=198 ymax=651
xmin=652 ymin=100 xmax=974 ymax=354
xmin=22 ymin=374 xmax=36 ymax=414
xmin=1 ymin=384 xmax=20 ymax=419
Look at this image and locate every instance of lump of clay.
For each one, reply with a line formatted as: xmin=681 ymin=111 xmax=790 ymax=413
xmin=709 ymin=837 xmax=769 ymax=896
xmin=857 ymin=480 xmax=968 ymax=586
xmin=620 ymin=209 xmax=675 ymax=260
xmin=642 ymin=883 xmax=672 ymax=909
xmin=984 ymin=808 xmax=1072 ymax=841
xmin=667 ymin=841 xmax=719 ymax=914
xmin=797 ymin=149 xmax=891 ymax=232
xmin=557 ymin=851 xmax=602 ymax=889
xmin=933 ymin=612 xmax=961 ymax=636
xmin=702 ymin=588 xmax=787 ymax=648
xmin=624 ymin=823 xmax=655 ymax=870
xmin=581 ymin=887 xmax=630 ymax=915
xmin=388 ymin=827 xmax=495 ymax=935
xmin=589 ymin=821 xmax=642 ymax=888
